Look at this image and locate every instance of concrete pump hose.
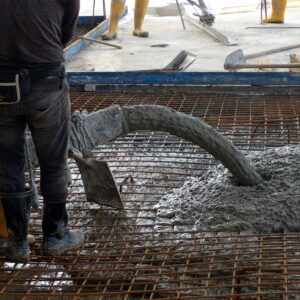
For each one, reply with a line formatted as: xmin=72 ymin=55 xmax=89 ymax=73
xmin=121 ymin=105 xmax=264 ymax=187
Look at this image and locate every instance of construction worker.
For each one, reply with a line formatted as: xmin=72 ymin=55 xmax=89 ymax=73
xmin=0 ymin=0 xmax=84 ymax=262
xmin=264 ymin=0 xmax=287 ymax=23
xmin=102 ymin=0 xmax=149 ymax=40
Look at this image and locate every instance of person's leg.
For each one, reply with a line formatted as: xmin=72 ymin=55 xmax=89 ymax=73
xmin=0 ymin=190 xmax=32 ymax=261
xmin=0 ymin=112 xmax=26 ymax=193
xmin=26 ymin=77 xmax=84 ymax=255
xmin=42 ymin=201 xmax=84 ymax=255
xmin=101 ymin=0 xmax=126 ymax=40
xmin=28 ymin=80 xmax=70 ymax=206
xmin=133 ymin=0 xmax=149 ymax=37
xmin=264 ymin=0 xmax=287 ymax=23
xmin=0 ymin=109 xmax=31 ymax=261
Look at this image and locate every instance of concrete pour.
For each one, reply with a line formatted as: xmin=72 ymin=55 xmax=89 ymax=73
xmin=154 ymin=145 xmax=300 ymax=234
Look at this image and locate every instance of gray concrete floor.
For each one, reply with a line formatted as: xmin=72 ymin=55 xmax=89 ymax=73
xmin=66 ymin=2 xmax=300 ymax=72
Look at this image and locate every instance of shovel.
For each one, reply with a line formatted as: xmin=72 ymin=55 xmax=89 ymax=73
xmin=163 ymin=50 xmax=197 ymax=71
xmin=224 ymin=49 xmax=300 ymax=71
xmin=72 ymin=153 xmax=123 ymax=209
xmin=131 ymin=50 xmax=197 ymax=72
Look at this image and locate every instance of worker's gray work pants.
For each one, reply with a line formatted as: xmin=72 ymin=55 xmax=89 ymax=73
xmin=0 ymin=77 xmax=70 ymax=204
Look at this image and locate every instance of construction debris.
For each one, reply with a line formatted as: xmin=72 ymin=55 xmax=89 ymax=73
xmin=186 ymin=0 xmax=215 ymax=26
xmin=162 ymin=50 xmax=197 ymax=71
xmin=182 ymin=2 xmax=238 ymax=46
xmin=130 ymin=50 xmax=197 ymax=71
xmin=79 ymin=36 xmax=122 ymax=49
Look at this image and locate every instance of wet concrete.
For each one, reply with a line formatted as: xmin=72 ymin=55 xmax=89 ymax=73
xmin=155 ymin=145 xmax=300 ymax=233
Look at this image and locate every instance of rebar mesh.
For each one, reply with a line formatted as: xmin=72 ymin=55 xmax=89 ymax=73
xmin=1 ymin=89 xmax=300 ymax=299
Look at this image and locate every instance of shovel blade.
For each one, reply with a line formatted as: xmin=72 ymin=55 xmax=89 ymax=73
xmin=163 ymin=50 xmax=197 ymax=71
xmin=74 ymin=155 xmax=123 ymax=209
xmin=224 ymin=49 xmax=246 ymax=70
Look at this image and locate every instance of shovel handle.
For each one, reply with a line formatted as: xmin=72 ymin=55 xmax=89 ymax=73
xmin=245 ymin=43 xmax=300 ymax=60
xmin=225 ymin=63 xmax=300 ymax=70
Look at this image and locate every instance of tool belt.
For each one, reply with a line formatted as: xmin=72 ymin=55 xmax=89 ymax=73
xmin=0 ymin=65 xmax=65 ymax=105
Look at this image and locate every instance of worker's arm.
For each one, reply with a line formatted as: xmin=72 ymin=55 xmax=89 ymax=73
xmin=61 ymin=0 xmax=80 ymax=46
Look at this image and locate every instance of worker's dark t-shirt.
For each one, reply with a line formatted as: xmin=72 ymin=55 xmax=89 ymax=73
xmin=0 ymin=0 xmax=80 ymax=68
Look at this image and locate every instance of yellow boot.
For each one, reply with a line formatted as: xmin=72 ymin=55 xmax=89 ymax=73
xmin=264 ymin=0 xmax=287 ymax=24
xmin=133 ymin=0 xmax=149 ymax=37
xmin=101 ymin=0 xmax=126 ymax=40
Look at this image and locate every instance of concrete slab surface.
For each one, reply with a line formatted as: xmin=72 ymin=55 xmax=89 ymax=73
xmin=67 ymin=1 xmax=300 ymax=72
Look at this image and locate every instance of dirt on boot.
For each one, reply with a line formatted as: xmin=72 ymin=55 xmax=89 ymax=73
xmin=44 ymin=229 xmax=85 ymax=256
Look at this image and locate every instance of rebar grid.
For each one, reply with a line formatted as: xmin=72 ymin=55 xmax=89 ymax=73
xmin=1 ymin=90 xmax=300 ymax=299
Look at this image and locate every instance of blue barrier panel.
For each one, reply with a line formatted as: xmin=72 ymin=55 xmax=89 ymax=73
xmin=77 ymin=16 xmax=105 ymax=25
xmin=67 ymin=71 xmax=300 ymax=86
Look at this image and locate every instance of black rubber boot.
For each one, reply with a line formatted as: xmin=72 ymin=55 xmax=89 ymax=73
xmin=0 ymin=190 xmax=32 ymax=262
xmin=43 ymin=202 xmax=84 ymax=256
